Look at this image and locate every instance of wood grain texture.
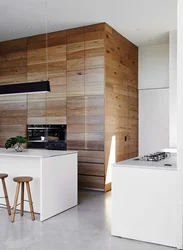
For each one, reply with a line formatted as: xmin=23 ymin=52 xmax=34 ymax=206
xmin=78 ymin=162 xmax=104 ymax=177
xmin=67 ymin=27 xmax=85 ymax=71
xmin=0 ymin=38 xmax=27 ymax=84
xmin=0 ymin=23 xmax=138 ymax=191
xmin=67 ymin=71 xmax=84 ymax=97
xmin=67 ymin=96 xmax=85 ymax=149
xmin=104 ymin=23 xmax=138 ymax=190
xmin=78 ymin=175 xmax=104 ymax=190
xmin=78 ymin=150 xmax=104 ymax=164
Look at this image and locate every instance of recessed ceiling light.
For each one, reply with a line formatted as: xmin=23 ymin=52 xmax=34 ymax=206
xmin=9 ymin=30 xmax=12 ymax=32
xmin=26 ymin=25 xmax=31 ymax=28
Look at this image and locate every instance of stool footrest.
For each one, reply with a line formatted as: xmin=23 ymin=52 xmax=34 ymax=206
xmin=12 ymin=200 xmax=33 ymax=209
xmin=0 ymin=203 xmax=11 ymax=207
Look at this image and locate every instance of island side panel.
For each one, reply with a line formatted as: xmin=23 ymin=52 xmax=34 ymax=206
xmin=40 ymin=153 xmax=78 ymax=221
xmin=112 ymin=166 xmax=177 ymax=247
xmin=0 ymin=156 xmax=41 ymax=213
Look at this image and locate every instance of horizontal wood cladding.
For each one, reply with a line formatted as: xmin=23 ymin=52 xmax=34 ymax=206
xmin=66 ymin=71 xmax=85 ymax=97
xmin=0 ymin=23 xmax=138 ymax=191
xmin=104 ymin=23 xmax=138 ymax=190
xmin=78 ymin=162 xmax=104 ymax=177
xmin=85 ymin=68 xmax=104 ymax=96
xmin=66 ymin=25 xmax=105 ymax=153
xmin=78 ymin=150 xmax=104 ymax=164
xmin=0 ymin=38 xmax=27 ymax=84
xmin=0 ymin=94 xmax=27 ymax=147
xmin=78 ymin=175 xmax=104 ymax=190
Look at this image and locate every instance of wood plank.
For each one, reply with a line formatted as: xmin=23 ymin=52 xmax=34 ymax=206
xmin=84 ymin=23 xmax=105 ymax=33
xmin=67 ymin=27 xmax=85 ymax=44
xmin=27 ymin=34 xmax=46 ymax=50
xmin=67 ymin=96 xmax=85 ymax=116
xmin=78 ymin=163 xmax=104 ymax=176
xmin=85 ymin=140 xmax=104 ymax=151
xmin=0 ymin=38 xmax=27 ymax=53
xmin=67 ymin=70 xmax=84 ymax=97
xmin=48 ymin=45 xmax=66 ymax=62
xmin=78 ymin=150 xmax=104 ymax=164
xmin=49 ymin=76 xmax=66 ymax=95
xmin=78 ymin=175 xmax=104 ymax=190
xmin=85 ymin=56 xmax=104 ymax=69
xmin=48 ymin=30 xmax=66 ymax=47
xmin=104 ymin=23 xmax=138 ymax=191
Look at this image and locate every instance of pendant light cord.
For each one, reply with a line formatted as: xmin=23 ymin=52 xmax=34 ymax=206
xmin=45 ymin=0 xmax=48 ymax=81
xmin=45 ymin=0 xmax=48 ymax=126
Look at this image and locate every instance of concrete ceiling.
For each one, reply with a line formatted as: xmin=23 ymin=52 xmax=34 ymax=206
xmin=0 ymin=0 xmax=177 ymax=46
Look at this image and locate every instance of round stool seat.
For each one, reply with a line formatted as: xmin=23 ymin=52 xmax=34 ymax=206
xmin=13 ymin=176 xmax=33 ymax=183
xmin=0 ymin=173 xmax=8 ymax=179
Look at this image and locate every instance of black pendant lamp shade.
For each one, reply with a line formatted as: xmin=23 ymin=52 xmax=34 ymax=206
xmin=0 ymin=81 xmax=50 ymax=96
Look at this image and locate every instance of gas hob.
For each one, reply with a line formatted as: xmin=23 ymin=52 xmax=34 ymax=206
xmin=135 ymin=152 xmax=172 ymax=162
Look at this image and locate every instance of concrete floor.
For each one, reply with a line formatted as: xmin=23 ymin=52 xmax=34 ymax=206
xmin=0 ymin=190 xmax=174 ymax=250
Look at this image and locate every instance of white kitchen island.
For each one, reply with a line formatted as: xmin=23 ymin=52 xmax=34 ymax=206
xmin=0 ymin=148 xmax=78 ymax=221
xmin=112 ymin=149 xmax=178 ymax=248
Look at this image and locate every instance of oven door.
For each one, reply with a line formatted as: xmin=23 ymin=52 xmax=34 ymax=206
xmin=47 ymin=126 xmax=66 ymax=142
xmin=28 ymin=128 xmax=47 ymax=142
xmin=27 ymin=126 xmax=47 ymax=148
xmin=46 ymin=125 xmax=67 ymax=150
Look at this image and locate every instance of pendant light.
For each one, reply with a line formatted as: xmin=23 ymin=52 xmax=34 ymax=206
xmin=0 ymin=81 xmax=50 ymax=96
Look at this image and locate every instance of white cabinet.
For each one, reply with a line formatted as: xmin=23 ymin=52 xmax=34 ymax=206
xmin=139 ymin=89 xmax=169 ymax=155
xmin=139 ymin=44 xmax=169 ymax=89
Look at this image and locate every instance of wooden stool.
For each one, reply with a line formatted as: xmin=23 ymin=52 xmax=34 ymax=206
xmin=0 ymin=174 xmax=11 ymax=215
xmin=11 ymin=176 xmax=35 ymax=222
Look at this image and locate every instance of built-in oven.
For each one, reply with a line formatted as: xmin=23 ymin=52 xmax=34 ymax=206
xmin=27 ymin=125 xmax=67 ymax=150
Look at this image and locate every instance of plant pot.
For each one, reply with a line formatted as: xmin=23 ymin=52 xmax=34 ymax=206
xmin=14 ymin=143 xmax=24 ymax=152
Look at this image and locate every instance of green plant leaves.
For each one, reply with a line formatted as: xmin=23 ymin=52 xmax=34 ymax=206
xmin=5 ymin=136 xmax=28 ymax=149
xmin=15 ymin=136 xmax=28 ymax=144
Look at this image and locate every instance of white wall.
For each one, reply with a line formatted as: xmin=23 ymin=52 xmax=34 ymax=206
xmin=177 ymin=0 xmax=183 ymax=248
xmin=139 ymin=44 xmax=169 ymax=89
xmin=169 ymin=31 xmax=177 ymax=148
xmin=138 ymin=44 xmax=169 ymax=155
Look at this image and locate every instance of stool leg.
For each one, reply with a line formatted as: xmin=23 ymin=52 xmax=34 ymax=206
xmin=26 ymin=182 xmax=35 ymax=221
xmin=2 ymin=178 xmax=11 ymax=216
xmin=11 ymin=183 xmax=20 ymax=222
xmin=20 ymin=182 xmax=24 ymax=216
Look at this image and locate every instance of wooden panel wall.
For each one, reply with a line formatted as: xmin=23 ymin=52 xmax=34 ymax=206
xmin=0 ymin=38 xmax=27 ymax=147
xmin=66 ymin=24 xmax=105 ymax=190
xmin=47 ymin=31 xmax=67 ymax=124
xmin=104 ymin=24 xmax=138 ymax=191
xmin=0 ymin=23 xmax=138 ymax=191
xmin=27 ymin=32 xmax=67 ymax=125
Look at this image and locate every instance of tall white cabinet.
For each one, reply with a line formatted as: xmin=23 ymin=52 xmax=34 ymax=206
xmin=138 ymin=44 xmax=169 ymax=155
xmin=139 ymin=89 xmax=169 ymax=155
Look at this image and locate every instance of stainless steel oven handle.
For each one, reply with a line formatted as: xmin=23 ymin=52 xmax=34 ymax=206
xmin=28 ymin=140 xmax=47 ymax=142
xmin=28 ymin=127 xmax=47 ymax=130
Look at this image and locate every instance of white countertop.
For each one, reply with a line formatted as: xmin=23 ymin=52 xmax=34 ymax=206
xmin=113 ymin=154 xmax=177 ymax=171
xmin=0 ymin=148 xmax=77 ymax=158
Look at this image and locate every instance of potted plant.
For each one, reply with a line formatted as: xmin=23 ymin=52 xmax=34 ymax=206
xmin=5 ymin=136 xmax=28 ymax=152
